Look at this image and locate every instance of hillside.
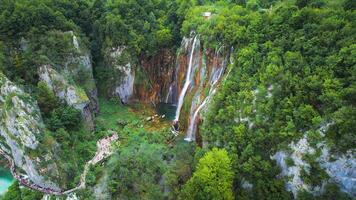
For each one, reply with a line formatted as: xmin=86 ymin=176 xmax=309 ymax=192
xmin=0 ymin=0 xmax=355 ymax=200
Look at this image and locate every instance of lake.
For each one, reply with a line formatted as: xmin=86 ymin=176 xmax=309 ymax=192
xmin=156 ymin=103 xmax=177 ymax=121
xmin=0 ymin=166 xmax=14 ymax=195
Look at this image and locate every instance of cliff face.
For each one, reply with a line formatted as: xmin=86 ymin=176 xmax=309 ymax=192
xmin=104 ymin=35 xmax=229 ymax=142
xmin=172 ymin=36 xmax=229 ymax=142
xmin=0 ymin=74 xmax=60 ymax=191
xmin=37 ymin=31 xmax=99 ymax=130
xmin=104 ymin=47 xmax=175 ymax=104
xmin=272 ymin=134 xmax=356 ymax=198
xmin=105 ymin=46 xmax=135 ymax=104
xmin=38 ymin=65 xmax=94 ymax=130
xmin=136 ymin=49 xmax=176 ymax=104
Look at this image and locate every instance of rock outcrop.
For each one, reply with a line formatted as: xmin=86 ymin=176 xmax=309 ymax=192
xmin=0 ymin=73 xmax=60 ymax=191
xmin=105 ymin=46 xmax=135 ymax=104
xmin=37 ymin=31 xmax=99 ymax=130
xmin=105 ymin=47 xmax=175 ymax=104
xmin=38 ymin=65 xmax=94 ymax=130
xmin=272 ymin=134 xmax=356 ymax=198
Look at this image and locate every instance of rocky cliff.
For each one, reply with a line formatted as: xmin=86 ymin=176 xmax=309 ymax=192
xmin=272 ymin=133 xmax=356 ymax=198
xmin=0 ymin=73 xmax=60 ymax=191
xmin=104 ymin=35 xmax=229 ymax=143
xmin=37 ymin=31 xmax=99 ymax=130
xmin=38 ymin=65 xmax=94 ymax=130
xmin=172 ymin=35 xmax=229 ymax=142
xmin=104 ymin=46 xmax=175 ymax=104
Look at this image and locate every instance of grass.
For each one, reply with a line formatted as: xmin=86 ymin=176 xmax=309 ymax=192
xmin=95 ymin=97 xmax=171 ymax=134
xmin=95 ymin=97 xmax=141 ymax=131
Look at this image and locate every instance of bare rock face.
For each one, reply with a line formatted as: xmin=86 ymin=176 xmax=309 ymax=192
xmin=106 ymin=46 xmax=135 ymax=104
xmin=37 ymin=31 xmax=99 ymax=130
xmin=272 ymin=134 xmax=356 ymax=198
xmin=38 ymin=65 xmax=94 ymax=130
xmin=0 ymin=73 xmax=60 ymax=191
xmin=272 ymin=136 xmax=317 ymax=197
xmin=137 ymin=49 xmax=176 ymax=104
xmin=67 ymin=31 xmax=99 ymax=115
xmin=104 ymin=46 xmax=176 ymax=104
xmin=319 ymin=146 xmax=356 ymax=196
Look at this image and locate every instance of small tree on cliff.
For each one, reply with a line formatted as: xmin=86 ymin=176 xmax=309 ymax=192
xmin=36 ymin=81 xmax=59 ymax=115
xmin=180 ymin=148 xmax=234 ymax=200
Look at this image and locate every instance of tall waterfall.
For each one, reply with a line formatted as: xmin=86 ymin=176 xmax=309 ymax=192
xmin=165 ymin=86 xmax=173 ymax=103
xmin=174 ymin=36 xmax=199 ymax=121
xmin=185 ymin=47 xmax=227 ymax=141
xmin=168 ymin=33 xmax=229 ymax=142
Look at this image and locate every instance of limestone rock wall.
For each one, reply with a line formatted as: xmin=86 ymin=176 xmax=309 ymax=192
xmin=104 ymin=47 xmax=175 ymax=104
xmin=0 ymin=73 xmax=60 ymax=191
xmin=38 ymin=65 xmax=94 ymax=130
xmin=272 ymin=134 xmax=356 ymax=198
xmin=37 ymin=31 xmax=99 ymax=130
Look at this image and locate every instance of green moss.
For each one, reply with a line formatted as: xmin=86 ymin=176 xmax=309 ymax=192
xmin=75 ymin=86 xmax=89 ymax=102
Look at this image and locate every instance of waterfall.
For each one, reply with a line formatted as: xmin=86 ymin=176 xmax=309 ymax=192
xmin=174 ymin=35 xmax=199 ymax=121
xmin=165 ymin=86 xmax=172 ymax=103
xmin=184 ymin=47 xmax=227 ymax=141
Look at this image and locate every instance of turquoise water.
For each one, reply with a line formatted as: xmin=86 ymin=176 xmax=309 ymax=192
xmin=156 ymin=103 xmax=177 ymax=121
xmin=0 ymin=166 xmax=14 ymax=195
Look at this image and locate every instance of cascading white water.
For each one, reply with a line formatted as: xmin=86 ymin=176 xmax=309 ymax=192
xmin=174 ymin=35 xmax=198 ymax=121
xmin=184 ymin=47 xmax=227 ymax=141
xmin=165 ymin=86 xmax=172 ymax=103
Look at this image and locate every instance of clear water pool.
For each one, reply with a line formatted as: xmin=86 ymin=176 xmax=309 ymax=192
xmin=0 ymin=166 xmax=14 ymax=195
xmin=156 ymin=103 xmax=177 ymax=121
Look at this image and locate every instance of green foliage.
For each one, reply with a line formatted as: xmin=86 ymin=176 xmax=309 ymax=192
xmin=0 ymin=41 xmax=5 ymax=72
xmin=1 ymin=182 xmax=21 ymax=200
xmin=199 ymin=1 xmax=355 ymax=199
xmin=36 ymin=81 xmax=59 ymax=115
xmin=165 ymin=141 xmax=197 ymax=199
xmin=343 ymin=0 xmax=356 ymax=10
xmin=0 ymin=0 xmax=75 ymax=40
xmin=1 ymin=181 xmax=42 ymax=200
xmin=180 ymin=148 xmax=234 ymax=200
xmin=107 ymin=138 xmax=167 ymax=199
xmin=298 ymin=183 xmax=352 ymax=200
xmin=95 ymin=97 xmax=141 ymax=131
xmin=47 ymin=105 xmax=81 ymax=131
xmin=92 ymin=0 xmax=182 ymax=57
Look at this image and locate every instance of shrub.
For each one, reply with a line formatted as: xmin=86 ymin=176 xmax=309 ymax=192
xmin=47 ymin=106 xmax=81 ymax=131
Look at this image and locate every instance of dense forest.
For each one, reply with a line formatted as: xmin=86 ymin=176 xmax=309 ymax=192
xmin=0 ymin=0 xmax=355 ymax=200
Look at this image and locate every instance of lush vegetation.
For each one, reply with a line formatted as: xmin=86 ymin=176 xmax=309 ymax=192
xmin=199 ymin=0 xmax=355 ymax=199
xmin=0 ymin=0 xmax=355 ymax=200
xmin=180 ymin=148 xmax=234 ymax=200
xmin=80 ymin=98 xmax=197 ymax=200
